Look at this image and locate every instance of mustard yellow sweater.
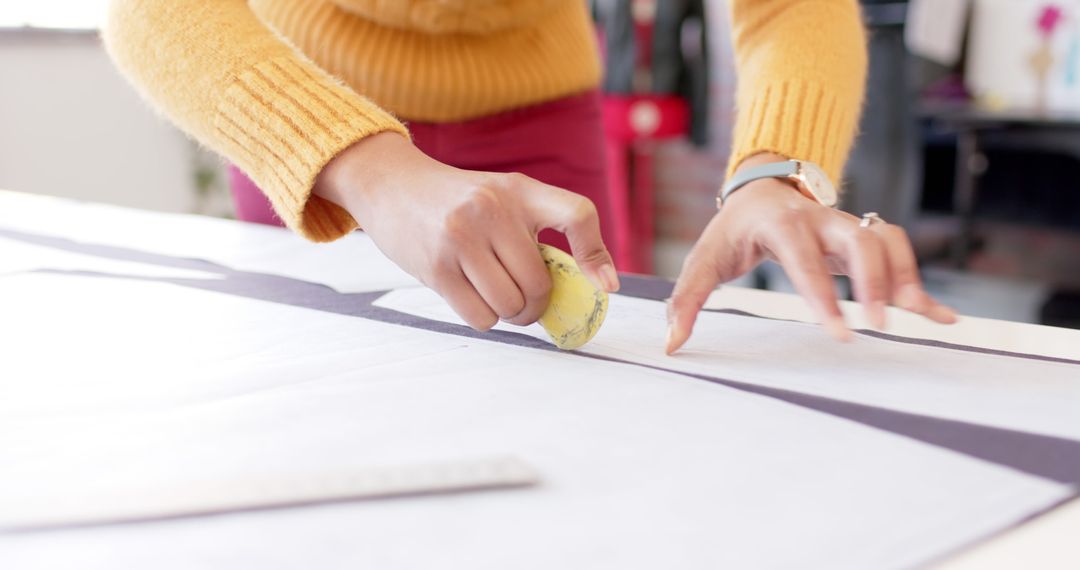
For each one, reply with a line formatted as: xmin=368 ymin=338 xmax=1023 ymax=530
xmin=103 ymin=0 xmax=866 ymax=242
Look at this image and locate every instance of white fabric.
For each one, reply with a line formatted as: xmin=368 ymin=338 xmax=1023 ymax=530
xmin=1 ymin=192 xmax=1077 ymax=569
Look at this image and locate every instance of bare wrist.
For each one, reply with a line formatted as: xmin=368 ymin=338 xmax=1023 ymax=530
xmin=313 ymin=131 xmax=415 ymax=215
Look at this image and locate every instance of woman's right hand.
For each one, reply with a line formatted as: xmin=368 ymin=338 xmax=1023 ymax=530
xmin=315 ymin=132 xmax=620 ymax=331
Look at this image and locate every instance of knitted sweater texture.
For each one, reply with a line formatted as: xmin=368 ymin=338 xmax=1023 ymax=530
xmin=103 ymin=0 xmax=866 ymax=241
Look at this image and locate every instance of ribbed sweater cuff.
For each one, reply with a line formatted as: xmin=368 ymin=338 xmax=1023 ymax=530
xmin=214 ymin=57 xmax=409 ymax=242
xmin=726 ymin=79 xmax=858 ymax=185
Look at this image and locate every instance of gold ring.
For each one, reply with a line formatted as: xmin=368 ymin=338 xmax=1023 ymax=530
xmin=859 ymin=212 xmax=884 ymax=228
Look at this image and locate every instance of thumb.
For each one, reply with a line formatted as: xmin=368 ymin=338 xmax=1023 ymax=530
xmin=524 ymin=179 xmax=619 ymax=293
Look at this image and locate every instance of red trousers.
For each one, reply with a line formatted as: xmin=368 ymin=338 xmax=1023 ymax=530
xmin=230 ymin=89 xmax=623 ymax=266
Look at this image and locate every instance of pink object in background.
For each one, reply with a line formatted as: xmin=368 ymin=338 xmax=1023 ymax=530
xmin=1030 ymin=4 xmax=1067 ymax=111
xmin=601 ymin=94 xmax=690 ymax=274
xmin=228 ymin=164 xmax=281 ymax=227
xmin=1036 ymin=4 xmax=1064 ymax=36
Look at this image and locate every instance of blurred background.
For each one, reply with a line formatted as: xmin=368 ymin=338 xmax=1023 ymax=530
xmin=1 ymin=0 xmax=1078 ymax=328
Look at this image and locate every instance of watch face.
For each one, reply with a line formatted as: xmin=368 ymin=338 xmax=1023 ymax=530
xmin=798 ymin=162 xmax=837 ymax=207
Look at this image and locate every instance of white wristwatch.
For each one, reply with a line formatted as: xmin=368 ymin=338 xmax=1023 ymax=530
xmin=717 ymin=160 xmax=837 ymax=208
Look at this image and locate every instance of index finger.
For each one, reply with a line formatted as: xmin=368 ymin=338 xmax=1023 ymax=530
xmin=518 ymin=176 xmax=619 ymax=293
xmin=666 ymin=215 xmax=751 ymax=354
xmin=667 ymin=241 xmax=725 ymax=355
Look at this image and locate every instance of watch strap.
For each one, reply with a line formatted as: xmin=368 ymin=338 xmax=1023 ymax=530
xmin=718 ymin=160 xmax=800 ymax=205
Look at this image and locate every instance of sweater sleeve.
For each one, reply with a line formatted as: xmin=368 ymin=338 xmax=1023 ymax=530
xmin=726 ymin=0 xmax=868 ymax=184
xmin=103 ymin=0 xmax=410 ymax=242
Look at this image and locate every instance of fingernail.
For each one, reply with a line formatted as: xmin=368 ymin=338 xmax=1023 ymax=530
xmin=665 ymin=324 xmax=679 ymax=355
xmin=599 ymin=264 xmax=620 ymax=293
xmin=930 ymin=304 xmax=958 ymax=324
xmin=870 ymin=300 xmax=887 ymax=330
xmin=825 ymin=317 xmax=852 ymax=342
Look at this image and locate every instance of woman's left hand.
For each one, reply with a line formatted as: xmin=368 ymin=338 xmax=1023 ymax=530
xmin=666 ymin=155 xmax=957 ymax=355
